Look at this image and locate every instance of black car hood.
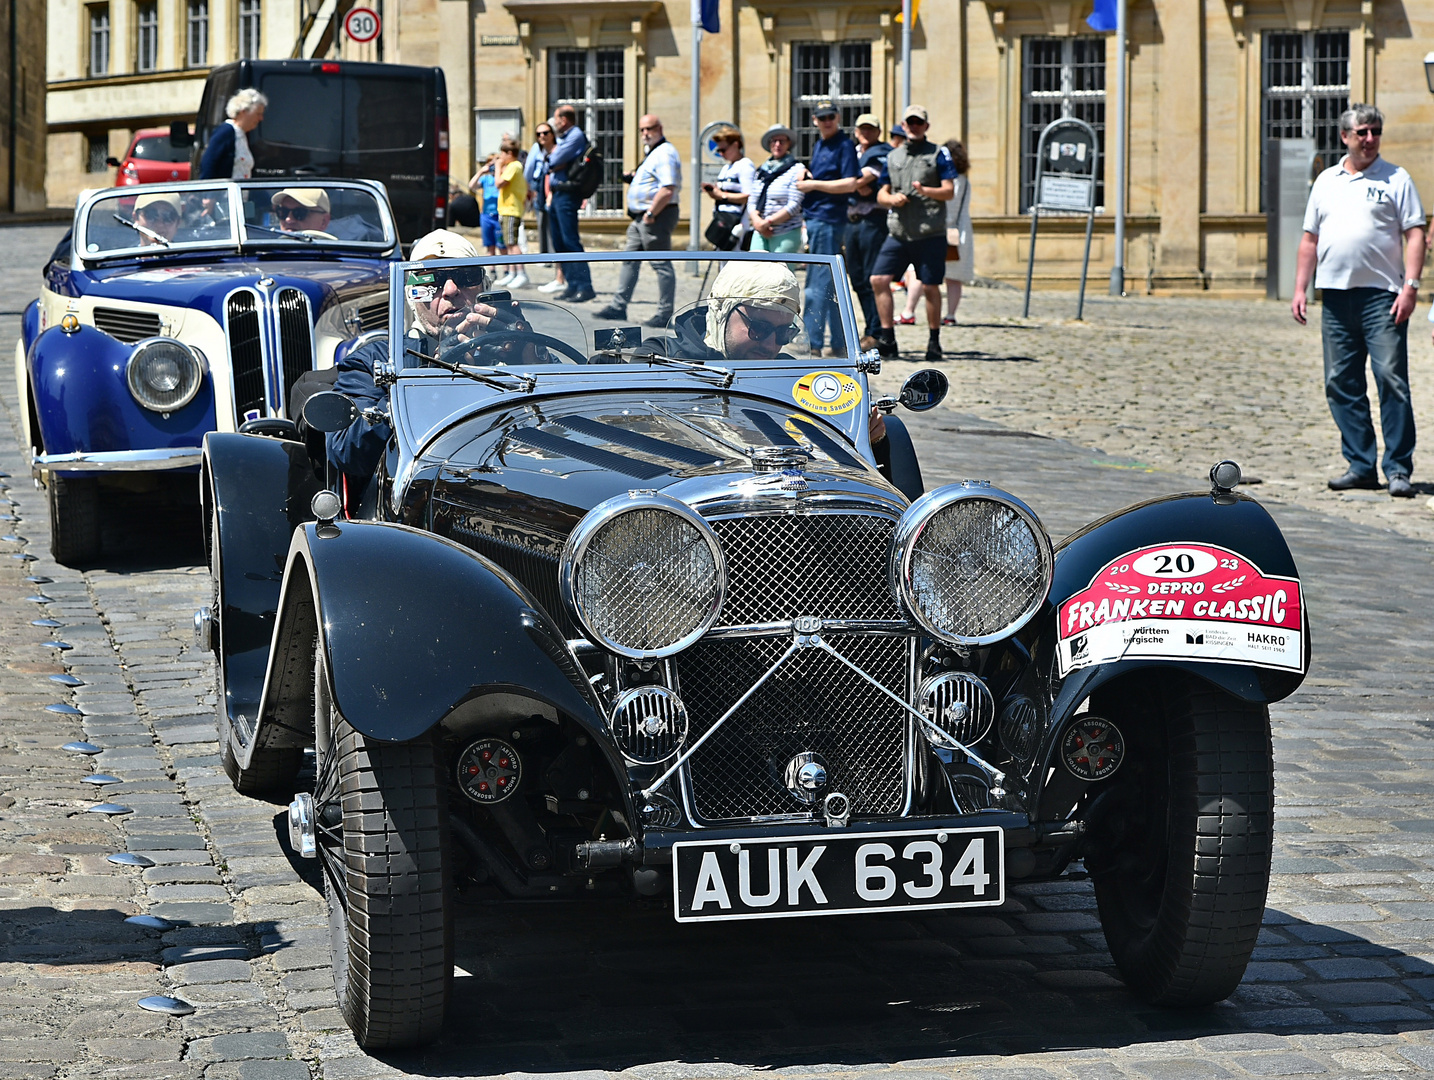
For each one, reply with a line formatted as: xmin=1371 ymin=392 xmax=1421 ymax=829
xmin=421 ymin=388 xmax=901 ymax=548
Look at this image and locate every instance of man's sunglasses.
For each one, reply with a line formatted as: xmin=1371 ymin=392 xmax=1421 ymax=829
xmin=138 ymin=207 xmax=178 ymax=224
xmin=734 ymin=305 xmax=798 ymax=345
xmin=273 ymin=205 xmax=314 ymax=221
xmin=1352 ymin=126 xmax=1382 ymax=137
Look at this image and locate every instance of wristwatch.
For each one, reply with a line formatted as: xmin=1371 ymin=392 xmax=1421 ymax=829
xmin=1407 ymin=278 xmax=1422 ymax=290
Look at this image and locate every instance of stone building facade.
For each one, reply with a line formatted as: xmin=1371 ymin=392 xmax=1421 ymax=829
xmin=392 ymin=0 xmax=1434 ymax=293
xmin=0 ymin=0 xmax=49 ymax=213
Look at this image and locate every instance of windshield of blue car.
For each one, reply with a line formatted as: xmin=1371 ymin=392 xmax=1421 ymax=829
xmin=241 ymin=183 xmax=390 ymax=246
xmin=394 ymin=256 xmax=843 ymax=371
xmin=81 ymin=187 xmax=236 ymax=256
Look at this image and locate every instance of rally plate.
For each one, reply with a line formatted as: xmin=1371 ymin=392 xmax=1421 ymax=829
xmin=672 ymin=827 xmax=1004 ymax=923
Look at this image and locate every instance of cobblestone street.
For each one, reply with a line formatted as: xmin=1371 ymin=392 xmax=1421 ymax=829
xmin=0 ymin=225 xmax=1432 ymax=1079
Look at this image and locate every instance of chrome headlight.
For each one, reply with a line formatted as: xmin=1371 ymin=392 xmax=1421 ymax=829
xmin=890 ymin=482 xmax=1053 ymax=646
xmin=560 ymin=492 xmax=726 ymax=659
xmin=126 ymin=337 xmax=203 ymax=412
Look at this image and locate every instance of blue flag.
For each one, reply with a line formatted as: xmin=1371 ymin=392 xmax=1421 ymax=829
xmin=1086 ymin=0 xmax=1117 ymax=32
xmin=693 ymin=0 xmax=719 ymax=32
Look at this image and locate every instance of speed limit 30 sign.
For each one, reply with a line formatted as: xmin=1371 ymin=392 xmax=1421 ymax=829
xmin=344 ymin=6 xmax=381 ymax=43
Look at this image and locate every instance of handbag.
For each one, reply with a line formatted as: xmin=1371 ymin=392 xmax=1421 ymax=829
xmin=705 ymin=208 xmax=739 ymax=250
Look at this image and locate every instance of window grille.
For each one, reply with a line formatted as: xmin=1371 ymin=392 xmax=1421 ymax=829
xmin=87 ymin=133 xmax=110 ymax=172
xmin=88 ymin=5 xmax=110 ymax=77
xmin=1020 ymin=36 xmax=1106 ymax=212
xmin=135 ymin=1 xmax=158 ymax=73
xmin=187 ymin=0 xmax=208 ymax=67
xmin=1262 ymin=29 xmax=1349 ymax=205
xmin=790 ymin=42 xmax=872 ymax=160
xmin=548 ymin=48 xmax=625 ymax=215
xmin=238 ymin=0 xmax=261 ymax=60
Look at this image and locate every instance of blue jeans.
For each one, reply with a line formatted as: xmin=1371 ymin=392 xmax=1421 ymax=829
xmin=803 ymin=219 xmax=846 ymax=352
xmin=845 ymin=214 xmax=888 ymax=339
xmin=548 ymin=190 xmax=591 ymax=291
xmin=1321 ymin=287 xmax=1415 ymax=480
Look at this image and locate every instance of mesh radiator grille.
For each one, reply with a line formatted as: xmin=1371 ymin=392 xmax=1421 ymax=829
xmin=709 ymin=512 xmax=901 ymax=625
xmin=226 ymin=291 xmax=264 ymax=423
xmin=677 ymin=633 xmax=908 ymax=822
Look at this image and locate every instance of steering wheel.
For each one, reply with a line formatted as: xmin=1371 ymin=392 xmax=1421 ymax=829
xmin=438 ymin=330 xmax=588 ymax=368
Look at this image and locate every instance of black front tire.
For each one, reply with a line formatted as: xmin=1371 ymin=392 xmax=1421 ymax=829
xmin=314 ymin=651 xmax=452 ymax=1049
xmin=48 ymin=475 xmax=101 ymax=565
xmin=1089 ymin=677 xmax=1273 ymax=1006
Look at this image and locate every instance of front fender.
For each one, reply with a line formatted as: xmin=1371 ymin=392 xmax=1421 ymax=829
xmin=29 ymin=324 xmax=216 ymax=459
xmin=251 ymin=520 xmax=608 ymax=750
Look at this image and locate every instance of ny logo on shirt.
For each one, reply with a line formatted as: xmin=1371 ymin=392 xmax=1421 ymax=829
xmin=1365 ymin=185 xmax=1390 ymax=204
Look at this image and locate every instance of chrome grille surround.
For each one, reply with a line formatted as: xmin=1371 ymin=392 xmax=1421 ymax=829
xmin=674 ymin=505 xmax=914 ymax=825
xmin=918 ymin=671 xmax=995 ymax=745
xmin=561 ymin=491 xmax=726 ymax=660
xmin=610 ymin=685 xmax=689 ymax=765
xmin=891 ymin=483 xmax=1054 ymax=647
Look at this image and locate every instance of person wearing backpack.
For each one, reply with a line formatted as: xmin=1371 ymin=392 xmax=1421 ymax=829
xmin=545 ymin=104 xmax=595 ymax=302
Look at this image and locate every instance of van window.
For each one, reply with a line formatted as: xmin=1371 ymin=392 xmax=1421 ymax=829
xmin=345 ymin=76 xmax=428 ymax=153
xmin=204 ymin=69 xmax=239 ymax=131
xmin=255 ymin=72 xmax=343 ymax=149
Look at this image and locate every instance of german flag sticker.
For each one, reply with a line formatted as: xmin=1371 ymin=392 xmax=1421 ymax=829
xmin=793 ymin=371 xmax=862 ymax=415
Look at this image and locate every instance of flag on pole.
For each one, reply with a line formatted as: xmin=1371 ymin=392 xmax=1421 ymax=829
xmin=1086 ymin=0 xmax=1117 ymax=31
xmin=692 ymin=0 xmax=719 ymax=32
xmin=894 ymin=0 xmax=919 ymax=24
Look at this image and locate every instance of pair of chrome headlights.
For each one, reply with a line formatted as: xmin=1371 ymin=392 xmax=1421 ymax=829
xmin=126 ymin=337 xmax=205 ymax=413
xmin=559 ymin=484 xmax=1054 ymax=661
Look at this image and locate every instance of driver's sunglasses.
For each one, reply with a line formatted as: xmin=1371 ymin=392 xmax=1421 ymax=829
xmin=273 ymin=205 xmax=313 ymax=221
xmin=1352 ymin=126 xmax=1382 ymax=138
xmin=139 ymin=207 xmax=178 ymax=225
xmin=734 ymin=305 xmax=797 ymax=344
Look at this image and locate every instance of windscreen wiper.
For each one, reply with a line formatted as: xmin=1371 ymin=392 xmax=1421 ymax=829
xmin=610 ymin=344 xmax=733 ymax=387
xmin=243 ymin=223 xmax=314 ymax=243
xmin=112 ymin=214 xmax=170 ymax=247
xmin=404 ymin=346 xmax=536 ymax=393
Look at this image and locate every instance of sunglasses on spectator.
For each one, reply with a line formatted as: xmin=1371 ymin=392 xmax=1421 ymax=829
xmin=138 ymin=207 xmax=178 ymax=224
xmin=734 ymin=305 xmax=798 ymax=344
xmin=1351 ymin=126 xmax=1382 ymax=137
xmin=273 ymin=205 xmax=314 ymax=221
xmin=905 ymin=118 xmax=929 ymax=127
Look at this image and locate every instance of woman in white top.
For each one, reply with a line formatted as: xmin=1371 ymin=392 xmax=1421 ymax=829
xmin=701 ymin=125 xmax=756 ymax=249
xmin=198 ymin=88 xmax=267 ymax=180
xmin=746 ymin=125 xmax=807 ymax=255
xmin=942 ymin=139 xmax=974 ymax=324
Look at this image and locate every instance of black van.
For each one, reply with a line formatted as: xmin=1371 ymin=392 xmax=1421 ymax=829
xmin=193 ymin=59 xmax=449 ymax=244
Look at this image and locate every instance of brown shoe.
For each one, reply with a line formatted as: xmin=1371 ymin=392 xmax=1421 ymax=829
xmin=859 ymin=335 xmax=878 ymax=351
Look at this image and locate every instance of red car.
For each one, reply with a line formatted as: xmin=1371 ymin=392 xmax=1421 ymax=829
xmin=107 ymin=127 xmax=192 ymax=186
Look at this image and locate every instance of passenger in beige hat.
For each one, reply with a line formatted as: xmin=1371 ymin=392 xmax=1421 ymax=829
xmin=132 ymin=191 xmax=182 ymax=245
xmin=270 ymin=188 xmax=332 ymax=234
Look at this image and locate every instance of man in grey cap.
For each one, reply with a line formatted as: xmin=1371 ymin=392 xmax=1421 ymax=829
xmin=793 ymin=99 xmax=858 ymax=357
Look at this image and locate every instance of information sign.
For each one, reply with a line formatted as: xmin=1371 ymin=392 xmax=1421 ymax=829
xmin=1023 ymin=117 xmax=1101 ymax=321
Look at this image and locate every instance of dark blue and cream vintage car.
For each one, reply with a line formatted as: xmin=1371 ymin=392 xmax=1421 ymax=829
xmin=199 ymin=252 xmax=1309 ymax=1049
xmin=17 ymin=178 xmax=398 ymax=562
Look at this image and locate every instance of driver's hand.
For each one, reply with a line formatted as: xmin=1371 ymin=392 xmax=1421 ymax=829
xmin=868 ymin=406 xmax=887 ymax=445
xmin=444 ymin=302 xmax=499 ymax=341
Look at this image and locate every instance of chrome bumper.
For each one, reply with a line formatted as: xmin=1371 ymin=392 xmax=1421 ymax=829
xmin=33 ymin=448 xmax=203 ymax=473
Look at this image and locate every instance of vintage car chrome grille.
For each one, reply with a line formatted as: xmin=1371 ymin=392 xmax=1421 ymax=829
xmin=93 ymin=306 xmax=161 ymax=344
xmin=226 ymin=291 xmax=265 ymax=422
xmin=709 ymin=512 xmax=902 ymax=625
xmin=275 ymin=288 xmax=314 ymax=402
xmin=677 ymin=633 xmax=908 ymax=822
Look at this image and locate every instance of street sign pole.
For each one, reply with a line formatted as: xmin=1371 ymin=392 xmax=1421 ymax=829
xmin=689 ymin=3 xmax=702 ymax=273
xmin=1109 ymin=0 xmax=1127 ymax=296
xmin=901 ymin=0 xmax=912 ymax=110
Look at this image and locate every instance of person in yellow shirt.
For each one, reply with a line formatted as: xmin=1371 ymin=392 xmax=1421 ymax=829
xmin=494 ymin=138 xmax=530 ymax=289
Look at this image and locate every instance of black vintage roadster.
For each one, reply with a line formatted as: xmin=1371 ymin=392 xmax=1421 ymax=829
xmin=200 ymin=252 xmax=1307 ymax=1049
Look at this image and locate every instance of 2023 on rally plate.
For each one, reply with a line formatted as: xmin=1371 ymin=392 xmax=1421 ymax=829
xmin=673 ymin=827 xmax=1004 ymax=922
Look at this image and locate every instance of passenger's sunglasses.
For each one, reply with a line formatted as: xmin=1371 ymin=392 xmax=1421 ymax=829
xmin=273 ymin=205 xmax=314 ymax=221
xmin=138 ymin=207 xmax=178 ymax=225
xmin=1352 ymin=126 xmax=1383 ymax=138
xmin=734 ymin=305 xmax=798 ymax=345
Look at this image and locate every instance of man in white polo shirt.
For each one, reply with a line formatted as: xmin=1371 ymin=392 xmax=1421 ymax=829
xmin=1293 ymin=104 xmax=1426 ymax=498
xmin=596 ymin=114 xmax=683 ymax=326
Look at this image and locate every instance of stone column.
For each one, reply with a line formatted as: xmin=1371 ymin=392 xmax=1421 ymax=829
xmin=1153 ymin=0 xmax=1205 ymax=289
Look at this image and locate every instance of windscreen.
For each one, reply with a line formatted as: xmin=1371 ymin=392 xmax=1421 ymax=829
xmin=394 ymin=255 xmax=851 ymax=371
xmin=131 ymin=136 xmax=191 ymax=162
xmin=80 ymin=187 xmax=236 ymax=256
xmin=240 ymin=182 xmax=391 ymax=246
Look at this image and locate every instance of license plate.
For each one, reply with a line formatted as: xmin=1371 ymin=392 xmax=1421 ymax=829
xmin=672 ymin=827 xmax=1004 ymax=923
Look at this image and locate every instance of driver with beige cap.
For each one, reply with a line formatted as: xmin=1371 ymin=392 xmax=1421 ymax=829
xmin=132 ymin=192 xmax=182 ymax=245
xmin=271 ymin=188 xmax=333 ymax=234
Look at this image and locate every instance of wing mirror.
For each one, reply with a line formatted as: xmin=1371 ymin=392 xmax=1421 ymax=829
xmin=899 ymin=368 xmax=949 ymax=411
xmin=105 ymin=156 xmax=122 ymax=169
xmin=302 ymin=391 xmax=358 ymax=433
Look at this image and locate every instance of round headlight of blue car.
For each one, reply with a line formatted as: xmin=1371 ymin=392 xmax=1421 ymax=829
xmin=126 ymin=337 xmax=204 ymax=412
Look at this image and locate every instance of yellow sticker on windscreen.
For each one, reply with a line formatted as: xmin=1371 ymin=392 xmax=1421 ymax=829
xmin=793 ymin=371 xmax=862 ymax=415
